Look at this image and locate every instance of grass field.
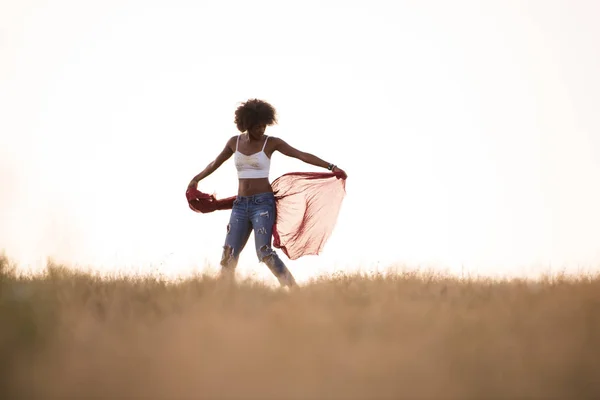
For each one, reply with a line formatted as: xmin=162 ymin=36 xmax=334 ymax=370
xmin=1 ymin=254 xmax=599 ymax=399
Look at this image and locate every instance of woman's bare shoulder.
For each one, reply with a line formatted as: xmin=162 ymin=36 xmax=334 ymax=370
xmin=267 ymin=136 xmax=284 ymax=145
xmin=225 ymin=135 xmax=239 ymax=150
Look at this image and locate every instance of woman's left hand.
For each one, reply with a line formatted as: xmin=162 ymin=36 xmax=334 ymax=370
xmin=332 ymin=166 xmax=347 ymax=179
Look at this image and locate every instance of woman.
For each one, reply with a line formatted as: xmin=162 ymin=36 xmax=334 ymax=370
xmin=187 ymin=99 xmax=347 ymax=287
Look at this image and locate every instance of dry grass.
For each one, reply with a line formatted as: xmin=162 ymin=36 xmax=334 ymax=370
xmin=1 ymin=254 xmax=599 ymax=399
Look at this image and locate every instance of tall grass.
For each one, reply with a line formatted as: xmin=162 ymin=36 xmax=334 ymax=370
xmin=1 ymin=253 xmax=599 ymax=399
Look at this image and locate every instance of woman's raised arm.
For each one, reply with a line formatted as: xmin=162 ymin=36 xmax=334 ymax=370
xmin=272 ymin=137 xmax=347 ymax=179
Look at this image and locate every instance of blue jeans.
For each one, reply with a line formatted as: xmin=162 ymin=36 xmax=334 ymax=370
xmin=220 ymin=192 xmax=296 ymax=287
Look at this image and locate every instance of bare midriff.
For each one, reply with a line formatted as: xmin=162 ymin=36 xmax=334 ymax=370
xmin=238 ymin=178 xmax=273 ymax=196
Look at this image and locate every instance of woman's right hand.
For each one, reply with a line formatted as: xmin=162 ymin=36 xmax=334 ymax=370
xmin=187 ymin=178 xmax=199 ymax=191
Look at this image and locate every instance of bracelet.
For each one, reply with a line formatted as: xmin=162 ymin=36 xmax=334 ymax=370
xmin=328 ymin=163 xmax=336 ymax=171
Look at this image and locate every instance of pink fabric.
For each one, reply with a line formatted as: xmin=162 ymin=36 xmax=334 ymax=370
xmin=185 ymin=171 xmax=346 ymax=260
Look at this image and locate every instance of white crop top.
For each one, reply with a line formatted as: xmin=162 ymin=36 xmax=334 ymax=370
xmin=234 ymin=135 xmax=271 ymax=179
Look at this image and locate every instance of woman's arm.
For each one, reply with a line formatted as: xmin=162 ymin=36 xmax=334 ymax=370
xmin=187 ymin=136 xmax=236 ymax=189
xmin=272 ymin=137 xmax=347 ymax=179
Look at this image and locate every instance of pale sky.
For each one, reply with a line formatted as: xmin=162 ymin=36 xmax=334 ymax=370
xmin=1 ymin=0 xmax=599 ymax=283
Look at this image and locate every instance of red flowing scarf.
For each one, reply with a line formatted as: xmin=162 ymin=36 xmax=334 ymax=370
xmin=185 ymin=171 xmax=346 ymax=260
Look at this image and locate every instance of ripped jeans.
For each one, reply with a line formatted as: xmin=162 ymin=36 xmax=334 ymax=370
xmin=220 ymin=192 xmax=296 ymax=287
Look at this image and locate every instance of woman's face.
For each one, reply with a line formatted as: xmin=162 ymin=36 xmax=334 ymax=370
xmin=247 ymin=123 xmax=266 ymax=140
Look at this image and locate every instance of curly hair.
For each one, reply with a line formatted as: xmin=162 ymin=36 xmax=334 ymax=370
xmin=234 ymin=99 xmax=278 ymax=132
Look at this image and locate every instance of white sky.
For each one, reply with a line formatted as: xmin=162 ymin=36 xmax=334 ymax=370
xmin=1 ymin=0 xmax=599 ymax=283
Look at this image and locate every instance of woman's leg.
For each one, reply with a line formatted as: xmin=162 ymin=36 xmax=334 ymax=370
xmin=250 ymin=194 xmax=297 ymax=287
xmin=220 ymin=199 xmax=252 ymax=279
